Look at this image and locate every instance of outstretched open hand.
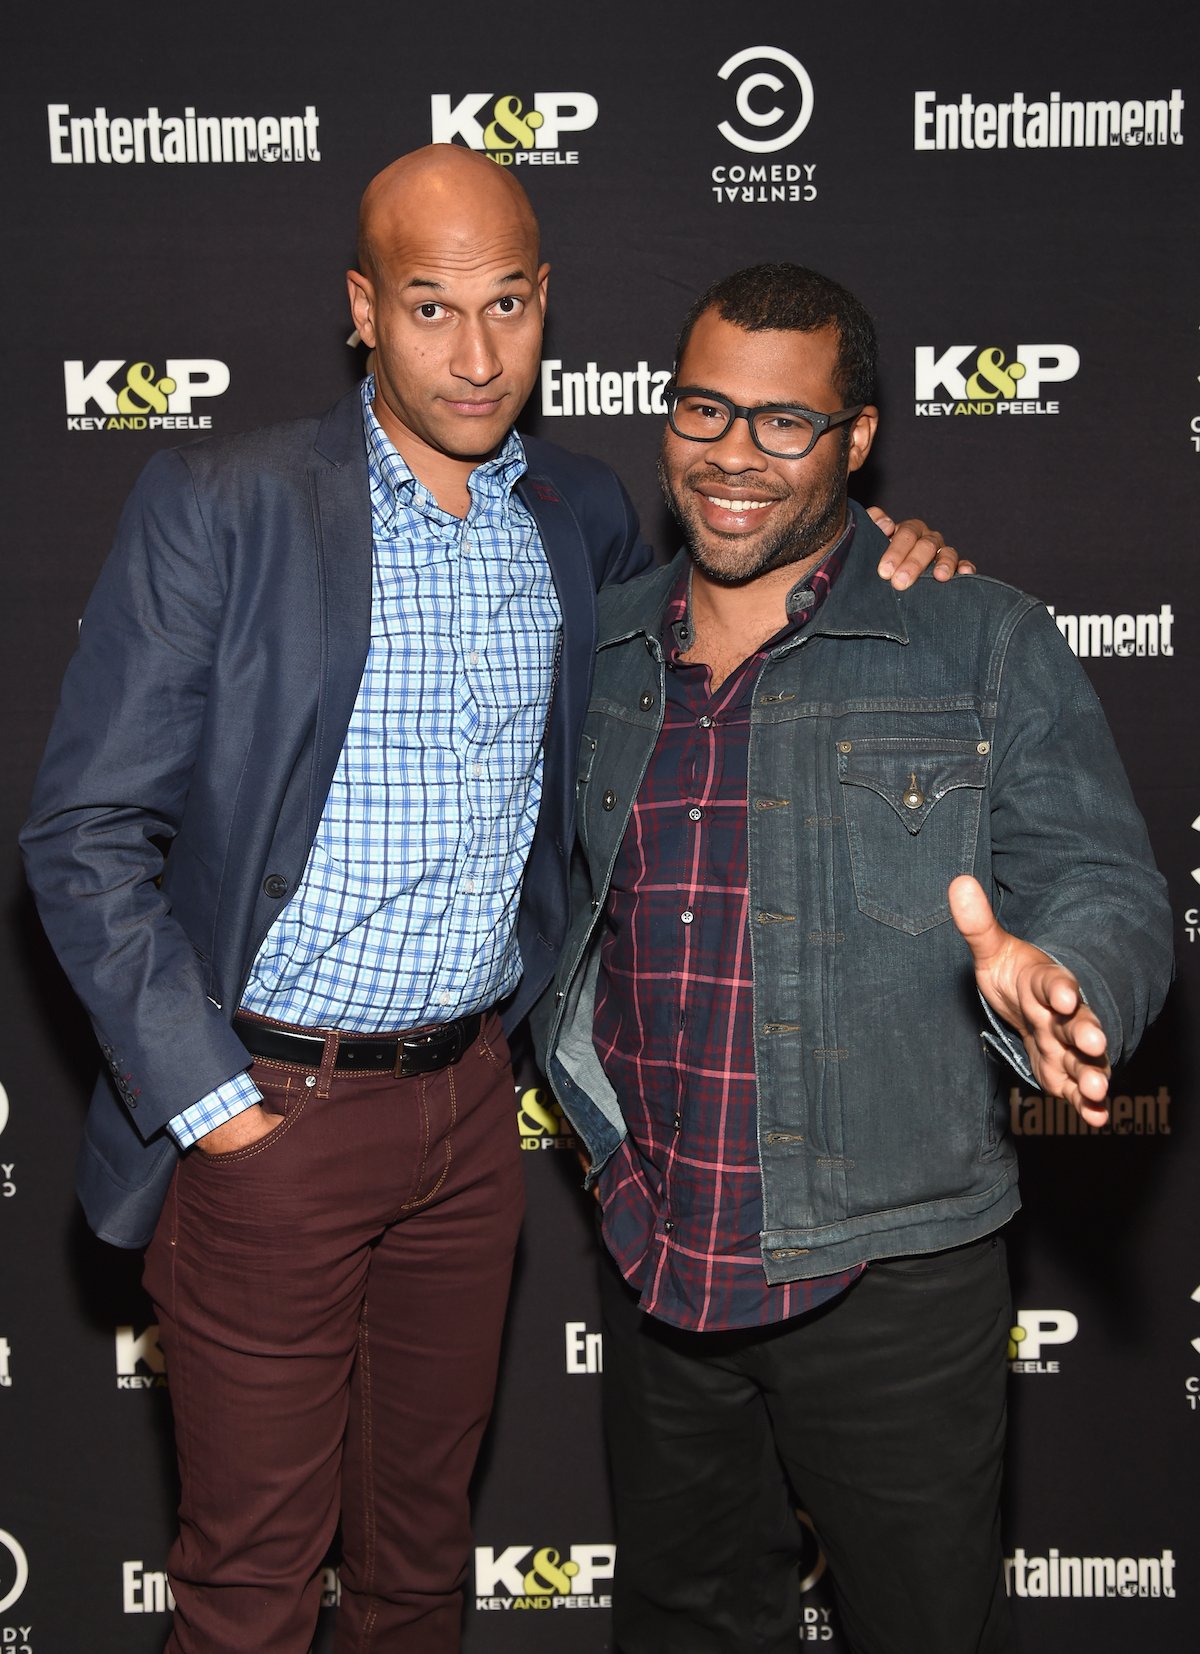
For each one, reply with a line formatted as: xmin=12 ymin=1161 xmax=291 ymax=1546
xmin=948 ymin=875 xmax=1110 ymax=1125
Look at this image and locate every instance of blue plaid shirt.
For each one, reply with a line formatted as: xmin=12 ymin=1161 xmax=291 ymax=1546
xmin=170 ymin=379 xmax=560 ymax=1146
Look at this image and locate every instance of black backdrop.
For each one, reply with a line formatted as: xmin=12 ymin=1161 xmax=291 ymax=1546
xmin=2 ymin=5 xmax=1197 ymax=1650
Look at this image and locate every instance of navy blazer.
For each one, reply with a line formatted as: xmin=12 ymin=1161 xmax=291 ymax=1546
xmin=22 ymin=387 xmax=653 ymax=1247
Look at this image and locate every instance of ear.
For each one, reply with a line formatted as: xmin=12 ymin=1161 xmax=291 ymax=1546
xmin=535 ymin=261 xmax=551 ymax=319
xmin=846 ymin=406 xmax=879 ymax=474
xmin=346 ymin=270 xmax=377 ymax=348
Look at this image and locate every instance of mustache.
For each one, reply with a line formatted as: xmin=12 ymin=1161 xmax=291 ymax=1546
xmin=679 ymin=467 xmax=787 ymax=499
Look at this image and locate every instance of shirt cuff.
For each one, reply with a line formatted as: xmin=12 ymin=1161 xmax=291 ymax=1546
xmin=168 ymin=1071 xmax=263 ymax=1148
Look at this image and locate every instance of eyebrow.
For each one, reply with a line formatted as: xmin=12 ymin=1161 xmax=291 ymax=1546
xmin=401 ymin=269 xmax=533 ymax=294
xmin=677 ymin=383 xmax=812 ymax=411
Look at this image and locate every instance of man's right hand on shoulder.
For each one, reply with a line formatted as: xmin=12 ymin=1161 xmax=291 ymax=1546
xmin=196 ymin=1103 xmax=281 ymax=1156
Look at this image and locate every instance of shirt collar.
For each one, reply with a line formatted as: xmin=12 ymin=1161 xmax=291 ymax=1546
xmin=666 ymin=513 xmax=856 ymax=658
xmin=359 ymin=375 xmax=528 ymax=525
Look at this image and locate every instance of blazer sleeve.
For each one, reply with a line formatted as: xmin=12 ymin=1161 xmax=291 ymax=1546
xmin=20 ymin=448 xmax=251 ymax=1139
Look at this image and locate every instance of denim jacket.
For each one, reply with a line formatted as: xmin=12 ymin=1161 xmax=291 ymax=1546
xmin=539 ymin=504 xmax=1172 ymax=1281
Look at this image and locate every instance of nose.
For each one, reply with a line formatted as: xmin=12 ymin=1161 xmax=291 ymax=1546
xmin=451 ymin=317 xmax=503 ymax=386
xmin=702 ymin=411 xmax=766 ymax=473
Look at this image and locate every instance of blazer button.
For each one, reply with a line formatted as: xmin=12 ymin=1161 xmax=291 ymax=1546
xmin=263 ymin=874 xmax=289 ymax=899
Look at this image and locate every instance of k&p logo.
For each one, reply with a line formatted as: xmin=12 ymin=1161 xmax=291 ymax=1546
xmin=717 ymin=46 xmax=814 ymax=152
xmin=431 ymin=93 xmax=597 ymax=167
xmin=0 ymin=1529 xmax=29 ymax=1616
xmin=474 ymin=1543 xmax=614 ymax=1611
xmin=116 ymin=1323 xmax=168 ymax=1390
xmin=1008 ymin=1309 xmax=1079 ymax=1372
xmin=915 ymin=345 xmax=1079 ymax=417
xmin=0 ymin=1079 xmax=8 ymax=1136
xmin=64 ymin=358 xmax=230 ymax=432
xmin=516 ymin=1086 xmax=577 ymax=1152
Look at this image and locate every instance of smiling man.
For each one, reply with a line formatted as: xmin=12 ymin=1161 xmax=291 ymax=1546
xmin=539 ymin=263 xmax=1172 ymax=1653
xmin=23 ymin=159 xmax=960 ymax=1654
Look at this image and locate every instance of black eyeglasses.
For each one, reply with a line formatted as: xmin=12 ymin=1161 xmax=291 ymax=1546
xmin=667 ymin=385 xmax=865 ymax=460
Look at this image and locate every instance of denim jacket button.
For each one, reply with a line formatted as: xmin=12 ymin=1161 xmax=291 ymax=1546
xmin=977 ymin=740 xmax=991 ymax=754
xmin=639 ymin=691 xmax=654 ymax=710
xmin=602 ymin=789 xmax=618 ymax=810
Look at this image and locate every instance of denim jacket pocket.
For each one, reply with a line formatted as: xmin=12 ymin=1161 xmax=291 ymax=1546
xmin=837 ymin=737 xmax=988 ymax=933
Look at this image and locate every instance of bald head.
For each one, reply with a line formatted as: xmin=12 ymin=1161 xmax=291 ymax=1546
xmin=357 ymin=144 xmax=540 ymax=283
xmin=345 ymin=144 xmax=551 ymax=506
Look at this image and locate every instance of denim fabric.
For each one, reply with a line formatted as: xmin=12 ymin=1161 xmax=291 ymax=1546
xmin=542 ymin=503 xmax=1172 ymax=1281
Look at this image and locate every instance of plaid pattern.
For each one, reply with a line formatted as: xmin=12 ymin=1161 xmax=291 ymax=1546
xmin=170 ymin=379 xmax=559 ymax=1147
xmin=594 ymin=525 xmax=864 ymax=1330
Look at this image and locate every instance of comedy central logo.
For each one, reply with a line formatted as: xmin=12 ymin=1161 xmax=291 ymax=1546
xmin=65 ymin=358 xmax=230 ymax=432
xmin=474 ymin=1543 xmax=614 ymax=1612
xmin=0 ymin=1529 xmax=29 ymax=1616
xmin=915 ymin=344 xmax=1079 ymax=417
xmin=711 ymin=46 xmax=818 ymax=205
xmin=430 ymin=92 xmax=597 ymax=168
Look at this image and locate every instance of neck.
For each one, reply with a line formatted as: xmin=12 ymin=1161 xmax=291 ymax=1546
xmin=372 ymin=396 xmax=499 ymax=518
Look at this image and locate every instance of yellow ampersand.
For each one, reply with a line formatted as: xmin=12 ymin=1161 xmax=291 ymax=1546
xmin=516 ymin=1089 xmax=561 ymax=1137
xmin=116 ymin=362 xmax=177 ymax=415
xmin=484 ymin=95 xmax=545 ymax=151
xmin=966 ymin=347 xmax=1026 ymax=401
xmin=522 ymin=1548 xmax=580 ymax=1596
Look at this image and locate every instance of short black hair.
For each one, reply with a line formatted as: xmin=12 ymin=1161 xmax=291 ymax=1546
xmin=674 ymin=262 xmax=877 ymax=406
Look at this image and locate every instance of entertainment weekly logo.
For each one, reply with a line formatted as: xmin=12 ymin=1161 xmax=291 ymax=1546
xmin=539 ymin=359 xmax=671 ymax=419
xmin=122 ymin=1561 xmax=340 ymax=1612
xmin=431 ymin=91 xmax=597 ymax=168
xmin=915 ymin=88 xmax=1184 ymax=150
xmin=709 ymin=46 xmax=819 ymax=205
xmin=1008 ymin=1084 xmax=1172 ymax=1135
xmin=1004 ymin=1546 xmax=1176 ymax=1599
xmin=48 ymin=103 xmax=321 ymax=164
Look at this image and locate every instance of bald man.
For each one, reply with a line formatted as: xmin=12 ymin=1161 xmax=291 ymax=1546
xmin=22 ymin=147 xmax=959 ymax=1652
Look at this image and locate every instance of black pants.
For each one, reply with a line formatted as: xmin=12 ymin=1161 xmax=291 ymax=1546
xmin=599 ymin=1234 xmax=1015 ymax=1654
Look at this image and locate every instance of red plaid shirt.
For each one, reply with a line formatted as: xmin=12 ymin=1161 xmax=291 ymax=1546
xmin=594 ymin=524 xmax=865 ymax=1330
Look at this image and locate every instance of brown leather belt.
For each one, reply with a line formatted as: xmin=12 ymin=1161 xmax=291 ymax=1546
xmin=233 ymin=1013 xmax=483 ymax=1079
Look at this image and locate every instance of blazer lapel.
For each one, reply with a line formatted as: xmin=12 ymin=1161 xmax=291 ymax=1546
xmin=309 ymin=391 xmax=374 ymax=837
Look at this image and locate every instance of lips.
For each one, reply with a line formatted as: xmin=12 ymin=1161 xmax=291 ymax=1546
xmin=442 ymin=397 xmax=505 ymax=417
xmin=693 ymin=487 xmax=781 ymax=531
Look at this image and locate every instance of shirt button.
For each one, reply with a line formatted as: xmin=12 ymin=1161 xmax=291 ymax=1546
xmin=680 ymin=909 xmax=694 ymax=925
xmin=699 ymin=714 xmax=713 ymax=728
xmin=664 ymin=1220 xmax=676 ymax=1234
xmin=672 ymin=1113 xmax=682 ymax=1132
xmin=469 ymin=650 xmax=479 ymax=665
xmin=688 ymin=807 xmax=702 ymax=822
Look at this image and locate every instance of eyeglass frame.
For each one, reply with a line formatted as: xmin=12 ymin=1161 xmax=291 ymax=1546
xmin=665 ymin=382 xmax=866 ymax=460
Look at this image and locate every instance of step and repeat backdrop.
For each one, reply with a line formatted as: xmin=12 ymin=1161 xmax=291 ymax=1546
xmin=2 ymin=5 xmax=1197 ymax=1650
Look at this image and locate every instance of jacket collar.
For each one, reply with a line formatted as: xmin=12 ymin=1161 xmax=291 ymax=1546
xmin=598 ymin=500 xmax=909 ymax=653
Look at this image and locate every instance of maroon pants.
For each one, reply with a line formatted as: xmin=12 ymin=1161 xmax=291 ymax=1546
xmin=143 ymin=1014 xmax=524 ymax=1653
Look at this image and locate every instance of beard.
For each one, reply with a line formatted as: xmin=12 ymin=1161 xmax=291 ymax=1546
xmin=657 ymin=453 xmax=849 ymax=588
